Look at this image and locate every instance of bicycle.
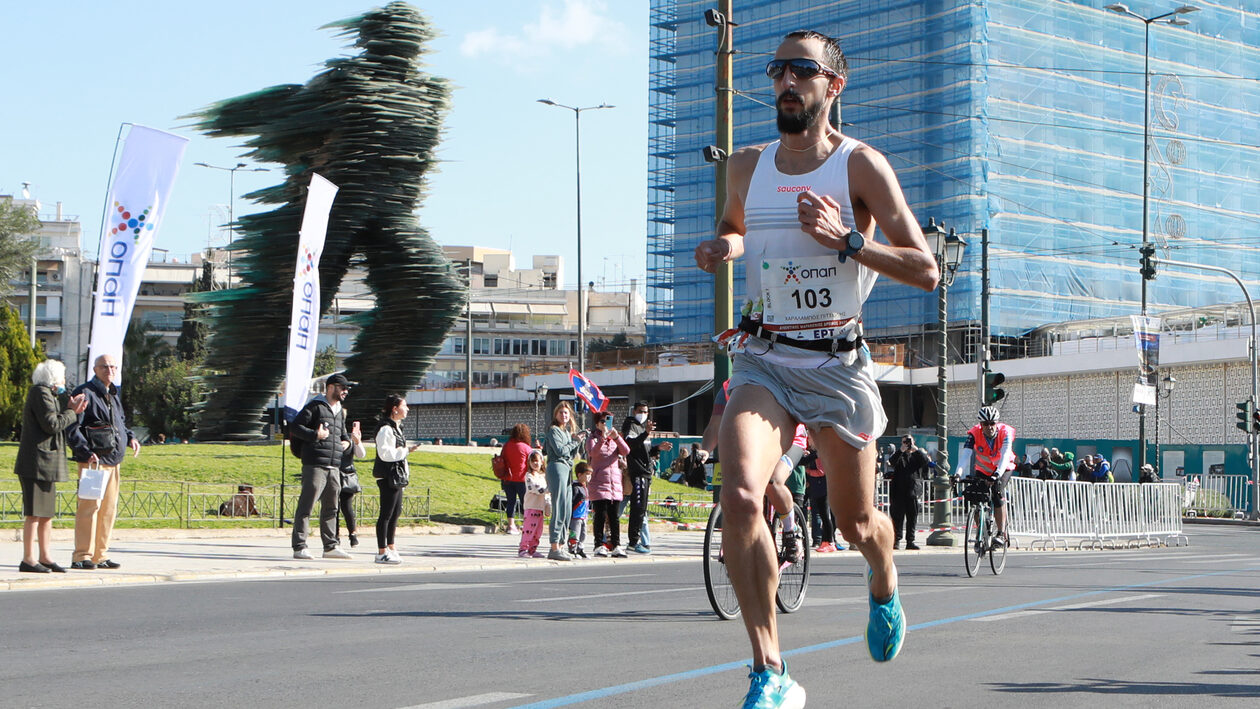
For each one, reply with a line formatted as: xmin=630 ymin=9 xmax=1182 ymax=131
xmin=703 ymin=499 xmax=811 ymax=620
xmin=962 ymin=478 xmax=1007 ymax=577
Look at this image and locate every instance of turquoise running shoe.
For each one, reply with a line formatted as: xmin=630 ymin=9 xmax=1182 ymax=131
xmin=739 ymin=662 xmax=806 ymax=709
xmin=865 ymin=568 xmax=906 ymax=662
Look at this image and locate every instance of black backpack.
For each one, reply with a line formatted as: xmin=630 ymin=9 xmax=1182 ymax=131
xmin=283 ymin=414 xmax=305 ymax=459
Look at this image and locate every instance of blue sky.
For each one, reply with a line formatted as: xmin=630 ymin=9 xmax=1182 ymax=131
xmin=2 ymin=1 xmax=649 ymax=291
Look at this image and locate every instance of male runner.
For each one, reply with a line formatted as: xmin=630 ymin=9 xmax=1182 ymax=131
xmin=955 ymin=406 xmax=1016 ymax=543
xmin=693 ymin=29 xmax=938 ymax=708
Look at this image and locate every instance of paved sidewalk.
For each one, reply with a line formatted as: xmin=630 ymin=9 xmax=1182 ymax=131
xmin=0 ymin=525 xmax=708 ymax=592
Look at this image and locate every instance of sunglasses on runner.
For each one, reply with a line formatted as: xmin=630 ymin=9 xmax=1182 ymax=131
xmin=766 ymin=58 xmax=839 ymax=81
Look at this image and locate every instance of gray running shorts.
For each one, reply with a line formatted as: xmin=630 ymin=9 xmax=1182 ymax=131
xmin=730 ymin=346 xmax=887 ymax=450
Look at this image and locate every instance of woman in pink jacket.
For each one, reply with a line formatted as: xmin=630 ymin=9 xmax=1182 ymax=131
xmin=585 ymin=411 xmax=630 ymax=557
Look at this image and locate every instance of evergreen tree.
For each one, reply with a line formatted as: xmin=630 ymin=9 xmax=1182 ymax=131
xmin=0 ymin=305 xmax=45 ymax=439
xmin=0 ymin=198 xmax=41 ymax=297
xmin=177 ymin=259 xmax=214 ymax=363
xmin=313 ymin=344 xmax=338 ymax=376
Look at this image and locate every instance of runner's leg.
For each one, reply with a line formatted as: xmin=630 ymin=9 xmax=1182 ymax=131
xmin=719 ymin=384 xmax=795 ymax=671
xmin=814 ymin=429 xmax=897 ymax=600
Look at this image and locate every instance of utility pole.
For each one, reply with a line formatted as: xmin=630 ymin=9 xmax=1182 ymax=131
xmin=465 ymin=258 xmax=473 ymax=446
xmin=712 ymin=0 xmax=735 ymax=390
xmin=28 ymin=257 xmax=37 ymax=347
xmin=978 ymin=228 xmax=989 ymax=407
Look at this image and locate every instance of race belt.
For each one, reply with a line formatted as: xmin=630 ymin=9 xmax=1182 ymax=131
xmin=737 ymin=316 xmax=863 ymax=355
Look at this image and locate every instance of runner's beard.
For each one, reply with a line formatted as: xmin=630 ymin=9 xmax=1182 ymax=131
xmin=776 ymin=90 xmax=822 ymax=134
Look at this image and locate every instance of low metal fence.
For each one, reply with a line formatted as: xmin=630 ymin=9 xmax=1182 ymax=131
xmin=0 ymin=481 xmax=430 ymax=528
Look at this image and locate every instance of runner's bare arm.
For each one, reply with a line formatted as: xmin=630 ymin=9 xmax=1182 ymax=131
xmin=694 ymin=146 xmax=762 ymax=273
xmin=796 ymin=146 xmax=938 ymax=292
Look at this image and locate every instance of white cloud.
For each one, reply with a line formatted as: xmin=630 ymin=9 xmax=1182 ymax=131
xmin=460 ymin=0 xmax=627 ymax=61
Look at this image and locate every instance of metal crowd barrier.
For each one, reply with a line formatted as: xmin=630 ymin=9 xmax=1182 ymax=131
xmin=1183 ymin=474 xmax=1249 ymax=519
xmin=1006 ymin=478 xmax=1186 ymax=549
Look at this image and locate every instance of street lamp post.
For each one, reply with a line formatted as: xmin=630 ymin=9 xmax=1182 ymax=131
xmin=1104 ymin=3 xmax=1198 ymax=470
xmin=536 ymin=100 xmax=614 ymax=388
xmin=194 ymin=161 xmax=269 ymax=286
xmin=532 ymin=383 xmax=549 ymax=443
xmin=1154 ymin=373 xmax=1176 ymax=478
xmin=922 ymin=218 xmax=966 ymax=546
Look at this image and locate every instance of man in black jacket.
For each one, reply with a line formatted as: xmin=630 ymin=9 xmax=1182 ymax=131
xmin=289 ymin=373 xmax=355 ymax=559
xmin=886 ymin=435 xmax=929 ymax=550
xmin=622 ymin=401 xmax=672 ymax=553
xmin=66 ymin=354 xmax=140 ymax=570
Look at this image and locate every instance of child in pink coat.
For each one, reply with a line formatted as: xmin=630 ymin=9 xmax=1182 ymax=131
xmin=585 ymin=411 xmax=631 ymax=557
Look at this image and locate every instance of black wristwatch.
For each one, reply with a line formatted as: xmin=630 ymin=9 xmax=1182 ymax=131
xmin=837 ymin=229 xmax=865 ymax=263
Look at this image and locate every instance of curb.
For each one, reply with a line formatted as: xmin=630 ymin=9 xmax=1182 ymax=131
xmin=1182 ymin=516 xmax=1260 ymax=528
xmin=0 ymin=553 xmax=699 ymax=593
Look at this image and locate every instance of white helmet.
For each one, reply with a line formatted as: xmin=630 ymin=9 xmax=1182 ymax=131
xmin=977 ymin=406 xmax=1000 ymax=424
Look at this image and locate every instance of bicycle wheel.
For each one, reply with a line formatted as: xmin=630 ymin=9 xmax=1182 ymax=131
xmin=775 ymin=506 xmax=811 ymax=613
xmin=703 ymin=502 xmax=741 ymax=620
xmin=964 ymin=504 xmax=984 ymax=578
xmin=989 ymin=514 xmax=1007 ymax=575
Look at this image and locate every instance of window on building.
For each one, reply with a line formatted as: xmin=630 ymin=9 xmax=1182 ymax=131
xmin=569 ymin=339 xmax=578 ymax=357
xmin=452 ymin=337 xmax=466 ymax=355
xmin=543 ymin=273 xmax=557 ymax=288
xmin=548 ymin=339 xmax=565 ymax=356
xmin=484 ymin=275 xmax=498 ymax=288
xmin=474 ymin=337 xmax=490 ymax=355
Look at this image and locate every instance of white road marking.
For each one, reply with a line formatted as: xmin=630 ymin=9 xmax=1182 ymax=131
xmin=1024 ymin=552 xmax=1238 ymax=568
xmin=970 ymin=593 xmax=1165 ymax=622
xmin=1232 ymin=615 xmax=1260 ymax=633
xmin=807 ymin=586 xmax=958 ymax=607
xmin=1184 ymin=555 xmax=1258 ymax=564
xmin=337 ymin=573 xmax=652 ymax=594
xmin=398 ymin=692 xmax=531 ymax=709
xmin=519 ymin=588 xmax=682 ymax=603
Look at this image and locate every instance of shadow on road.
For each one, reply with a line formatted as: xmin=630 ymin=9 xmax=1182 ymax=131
xmin=310 ymin=608 xmax=712 ymax=623
xmin=986 ymin=678 xmax=1260 ymax=698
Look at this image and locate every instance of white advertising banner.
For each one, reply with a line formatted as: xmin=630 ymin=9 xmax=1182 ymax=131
xmin=88 ymin=125 xmax=189 ymax=375
xmin=282 ymin=173 xmax=339 ymax=420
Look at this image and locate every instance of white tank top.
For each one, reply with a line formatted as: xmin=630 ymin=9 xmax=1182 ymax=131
xmin=742 ymin=137 xmax=877 ymax=341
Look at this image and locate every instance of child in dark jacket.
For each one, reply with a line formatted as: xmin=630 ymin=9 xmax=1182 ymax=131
xmin=568 ymin=462 xmax=591 ymax=558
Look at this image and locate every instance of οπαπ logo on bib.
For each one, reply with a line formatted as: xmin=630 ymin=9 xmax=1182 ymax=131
xmin=781 ymin=260 xmax=837 ymax=285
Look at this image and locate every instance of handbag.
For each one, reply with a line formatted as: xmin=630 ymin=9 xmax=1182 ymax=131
xmin=340 ymin=470 xmax=362 ymax=495
xmin=491 ymin=453 xmax=509 ymax=481
xmin=84 ymin=390 xmax=119 ymax=453
xmin=388 ymin=460 xmax=410 ymax=489
xmin=77 ymin=463 xmax=109 ymax=501
xmin=85 ymin=424 xmax=118 ymax=454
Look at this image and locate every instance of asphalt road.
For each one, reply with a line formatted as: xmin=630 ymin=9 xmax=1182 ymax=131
xmin=3 ymin=526 xmax=1258 ymax=708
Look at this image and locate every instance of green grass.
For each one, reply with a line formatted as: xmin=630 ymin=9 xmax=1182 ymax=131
xmin=0 ymin=443 xmax=707 ymax=529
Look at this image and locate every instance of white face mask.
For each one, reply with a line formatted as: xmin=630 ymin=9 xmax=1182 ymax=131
xmin=634 ymin=412 xmax=648 ymax=424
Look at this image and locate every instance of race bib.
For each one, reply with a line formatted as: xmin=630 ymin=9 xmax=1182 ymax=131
xmin=760 ymin=255 xmax=861 ymax=340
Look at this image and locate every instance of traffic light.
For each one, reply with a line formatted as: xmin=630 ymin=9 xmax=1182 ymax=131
xmin=1139 ymin=244 xmax=1157 ymax=281
xmin=1253 ymin=406 xmax=1260 ymax=435
xmin=983 ymin=369 xmax=1006 ymax=405
xmin=1236 ymin=400 xmax=1253 ymax=433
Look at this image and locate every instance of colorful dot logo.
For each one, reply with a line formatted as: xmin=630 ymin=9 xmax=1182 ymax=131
xmin=301 ymin=247 xmax=316 ymax=275
xmin=110 ymin=201 xmax=157 ymax=241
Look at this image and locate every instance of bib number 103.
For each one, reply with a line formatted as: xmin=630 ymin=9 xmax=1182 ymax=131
xmin=790 ymin=288 xmax=833 ymax=309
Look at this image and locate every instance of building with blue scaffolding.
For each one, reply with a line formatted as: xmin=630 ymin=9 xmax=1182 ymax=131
xmin=647 ymin=0 xmax=1260 ymax=349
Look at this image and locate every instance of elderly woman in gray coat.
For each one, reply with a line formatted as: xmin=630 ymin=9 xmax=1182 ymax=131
xmin=14 ymin=360 xmax=86 ymax=573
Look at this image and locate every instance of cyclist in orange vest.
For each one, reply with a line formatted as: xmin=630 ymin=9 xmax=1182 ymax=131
xmin=955 ymin=406 xmax=1015 ymax=544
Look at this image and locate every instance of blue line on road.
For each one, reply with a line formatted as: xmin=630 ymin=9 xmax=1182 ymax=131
xmin=507 ymin=566 xmax=1254 ymax=709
